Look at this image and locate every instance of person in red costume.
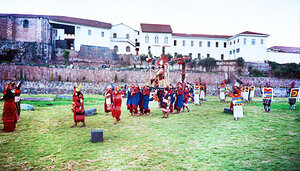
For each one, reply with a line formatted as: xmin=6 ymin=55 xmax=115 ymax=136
xmin=112 ymin=85 xmax=122 ymax=124
xmin=142 ymin=85 xmax=152 ymax=116
xmin=14 ymin=81 xmax=23 ymax=122
xmin=161 ymin=87 xmax=171 ymax=118
xmin=71 ymin=83 xmax=77 ymax=112
xmin=182 ymin=86 xmax=192 ymax=112
xmin=230 ymin=83 xmax=242 ymax=112
xmin=71 ymin=85 xmax=86 ymax=128
xmin=104 ymin=85 xmax=113 ymax=116
xmin=1 ymin=81 xmax=18 ymax=132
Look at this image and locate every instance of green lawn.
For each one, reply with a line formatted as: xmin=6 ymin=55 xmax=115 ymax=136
xmin=0 ymin=95 xmax=299 ymax=170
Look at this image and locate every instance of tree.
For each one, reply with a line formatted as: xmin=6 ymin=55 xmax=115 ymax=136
xmin=189 ymin=58 xmax=197 ymax=70
xmin=199 ymin=57 xmax=216 ymax=72
xmin=140 ymin=54 xmax=147 ymax=65
xmin=236 ymin=57 xmax=245 ymax=67
xmin=62 ymin=49 xmax=70 ymax=65
xmin=114 ymin=74 xmax=118 ymax=83
xmin=166 ymin=53 xmax=173 ymax=61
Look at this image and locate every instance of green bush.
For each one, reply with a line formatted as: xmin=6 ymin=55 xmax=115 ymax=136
xmin=236 ymin=57 xmax=245 ymax=66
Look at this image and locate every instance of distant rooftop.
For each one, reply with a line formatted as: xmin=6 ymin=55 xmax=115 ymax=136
xmin=140 ymin=23 xmax=172 ymax=33
xmin=172 ymin=33 xmax=232 ymax=39
xmin=238 ymin=31 xmax=269 ymax=36
xmin=0 ymin=13 xmax=112 ymax=29
xmin=267 ymin=46 xmax=300 ymax=54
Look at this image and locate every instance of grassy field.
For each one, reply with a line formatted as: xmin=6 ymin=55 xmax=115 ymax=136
xmin=0 ymin=94 xmax=299 ymax=170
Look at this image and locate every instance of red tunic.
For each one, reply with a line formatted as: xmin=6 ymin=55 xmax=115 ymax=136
xmin=112 ymin=91 xmax=122 ymax=120
xmin=104 ymin=90 xmax=113 ymax=113
xmin=74 ymin=93 xmax=85 ymax=122
xmin=2 ymin=90 xmax=17 ymax=132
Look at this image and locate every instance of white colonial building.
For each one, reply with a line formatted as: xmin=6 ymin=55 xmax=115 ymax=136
xmin=110 ymin=23 xmax=138 ymax=54
xmin=267 ymin=46 xmax=300 ymax=64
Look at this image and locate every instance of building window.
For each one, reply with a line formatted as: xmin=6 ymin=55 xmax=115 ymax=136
xmin=221 ymin=54 xmax=224 ymax=60
xmin=199 ymin=41 xmax=202 ymax=47
xmin=174 ymin=40 xmax=177 ymax=46
xmin=237 ymin=39 xmax=239 ymax=43
xmin=236 ymin=48 xmax=240 ymax=53
xmin=207 ymin=41 xmax=210 ymax=47
xmin=155 ymin=35 xmax=159 ymax=43
xmin=224 ymin=42 xmax=227 ymax=48
xmin=114 ymin=45 xmax=118 ymax=52
xmin=88 ymin=30 xmax=91 ymax=35
xmin=191 ymin=41 xmax=194 ymax=47
xmin=164 ymin=36 xmax=168 ymax=44
xmin=251 ymin=39 xmax=255 ymax=45
xmin=207 ymin=54 xmax=210 ymax=57
xmin=261 ymin=39 xmax=264 ymax=44
xmin=198 ymin=53 xmax=201 ymax=58
xmin=126 ymin=34 xmax=130 ymax=39
xmin=101 ymin=32 xmax=104 ymax=37
xmin=189 ymin=53 xmax=192 ymax=58
xmin=182 ymin=40 xmax=185 ymax=46
xmin=216 ymin=42 xmax=219 ymax=48
xmin=234 ymin=40 xmax=235 ymax=44
xmin=126 ymin=46 xmax=130 ymax=52
xmin=233 ymin=50 xmax=235 ymax=54
xmin=145 ymin=35 xmax=149 ymax=43
xmin=113 ymin=33 xmax=117 ymax=38
xmin=244 ymin=38 xmax=247 ymax=45
xmin=23 ymin=19 xmax=29 ymax=28
xmin=230 ymin=51 xmax=232 ymax=54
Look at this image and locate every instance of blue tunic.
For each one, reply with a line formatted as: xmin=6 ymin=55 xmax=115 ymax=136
xmin=143 ymin=94 xmax=150 ymax=109
xmin=170 ymin=93 xmax=175 ymax=104
xmin=175 ymin=94 xmax=184 ymax=109
xmin=126 ymin=90 xmax=133 ymax=106
xmin=132 ymin=90 xmax=140 ymax=106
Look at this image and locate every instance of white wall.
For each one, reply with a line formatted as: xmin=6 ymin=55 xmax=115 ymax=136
xmin=171 ymin=36 xmax=228 ymax=60
xmin=267 ymin=52 xmax=300 ymax=64
xmin=139 ymin=32 xmax=172 ymax=57
xmin=74 ymin=25 xmax=110 ymax=51
xmin=110 ymin=23 xmax=138 ymax=54
xmin=228 ymin=35 xmax=267 ymax=62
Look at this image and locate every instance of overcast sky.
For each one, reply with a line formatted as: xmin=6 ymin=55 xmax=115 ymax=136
xmin=1 ymin=0 xmax=299 ymax=47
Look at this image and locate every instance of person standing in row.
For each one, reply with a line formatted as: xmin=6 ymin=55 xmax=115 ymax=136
xmin=161 ymin=88 xmax=171 ymax=118
xmin=112 ymin=85 xmax=122 ymax=124
xmin=14 ymin=81 xmax=23 ymax=122
xmin=1 ymin=81 xmax=18 ymax=132
xmin=71 ymin=85 xmax=86 ymax=128
xmin=104 ymin=85 xmax=113 ymax=116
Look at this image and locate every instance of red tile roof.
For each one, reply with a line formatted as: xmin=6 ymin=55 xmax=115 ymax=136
xmin=140 ymin=23 xmax=172 ymax=33
xmin=267 ymin=46 xmax=300 ymax=54
xmin=239 ymin=31 xmax=269 ymax=36
xmin=0 ymin=13 xmax=112 ymax=29
xmin=172 ymin=33 xmax=232 ymax=39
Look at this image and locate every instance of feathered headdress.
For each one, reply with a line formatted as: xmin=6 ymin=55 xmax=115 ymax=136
xmin=16 ymin=81 xmax=24 ymax=89
xmin=76 ymin=84 xmax=82 ymax=92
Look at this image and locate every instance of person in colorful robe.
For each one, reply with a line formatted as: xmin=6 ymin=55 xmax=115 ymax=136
xmin=126 ymin=84 xmax=134 ymax=115
xmin=72 ymin=83 xmax=77 ymax=112
xmin=161 ymin=88 xmax=171 ymax=118
xmin=142 ymin=85 xmax=152 ymax=116
xmin=1 ymin=82 xmax=18 ymax=132
xmin=287 ymin=81 xmax=299 ymax=110
xmin=71 ymin=85 xmax=86 ymax=128
xmin=261 ymin=81 xmax=273 ymax=112
xmin=194 ymin=82 xmax=200 ymax=105
xmin=104 ymin=85 xmax=113 ymax=116
xmin=132 ymin=84 xmax=140 ymax=116
xmin=230 ymin=83 xmax=243 ymax=121
xmin=199 ymin=83 xmax=206 ymax=103
xmin=112 ymin=85 xmax=122 ymax=124
xmin=183 ymin=86 xmax=191 ymax=112
xmin=219 ymin=80 xmax=227 ymax=102
xmin=14 ymin=81 xmax=23 ymax=122
xmin=169 ymin=84 xmax=175 ymax=114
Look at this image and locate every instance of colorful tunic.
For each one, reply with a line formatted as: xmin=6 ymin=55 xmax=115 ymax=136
xmin=112 ymin=90 xmax=122 ymax=120
xmin=143 ymin=88 xmax=151 ymax=113
xmin=161 ymin=93 xmax=170 ymax=113
xmin=74 ymin=92 xmax=85 ymax=122
xmin=175 ymin=87 xmax=184 ymax=110
xmin=2 ymin=89 xmax=17 ymax=132
xmin=126 ymin=89 xmax=133 ymax=111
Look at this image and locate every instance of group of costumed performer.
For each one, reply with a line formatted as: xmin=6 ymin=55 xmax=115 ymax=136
xmin=71 ymin=83 xmax=86 ymax=127
xmin=1 ymin=80 xmax=23 ymax=132
xmin=104 ymin=84 xmax=124 ymax=124
xmin=126 ymin=84 xmax=151 ymax=116
xmin=194 ymin=81 xmax=206 ymax=105
xmin=240 ymin=82 xmax=255 ymax=103
xmin=287 ymin=81 xmax=299 ymax=110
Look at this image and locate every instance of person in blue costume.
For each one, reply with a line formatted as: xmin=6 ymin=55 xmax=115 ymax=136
xmin=132 ymin=84 xmax=140 ymax=116
xmin=175 ymin=83 xmax=184 ymax=113
xmin=142 ymin=85 xmax=152 ymax=116
xmin=168 ymin=84 xmax=175 ymax=114
xmin=126 ymin=84 xmax=134 ymax=115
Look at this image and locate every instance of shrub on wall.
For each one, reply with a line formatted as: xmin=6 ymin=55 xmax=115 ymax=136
xmin=50 ymin=74 xmax=54 ymax=81
xmin=236 ymin=57 xmax=245 ymax=67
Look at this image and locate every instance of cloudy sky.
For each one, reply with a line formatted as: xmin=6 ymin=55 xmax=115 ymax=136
xmin=1 ymin=0 xmax=299 ymax=47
